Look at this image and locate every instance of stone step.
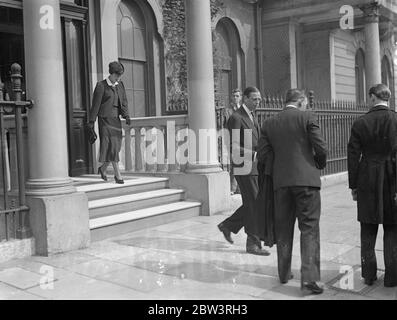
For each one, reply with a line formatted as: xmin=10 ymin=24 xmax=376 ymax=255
xmin=90 ymin=201 xmax=201 ymax=242
xmin=89 ymin=189 xmax=185 ymax=218
xmin=74 ymin=176 xmax=169 ymax=201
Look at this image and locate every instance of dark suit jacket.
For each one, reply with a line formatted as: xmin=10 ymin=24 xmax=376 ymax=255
xmin=89 ymin=80 xmax=130 ymax=122
xmin=348 ymin=105 xmax=397 ymax=224
xmin=227 ymin=106 xmax=260 ymax=176
xmin=257 ymin=107 xmax=327 ymax=190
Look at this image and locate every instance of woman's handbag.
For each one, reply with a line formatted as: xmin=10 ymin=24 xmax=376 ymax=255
xmin=86 ymin=124 xmax=97 ymax=145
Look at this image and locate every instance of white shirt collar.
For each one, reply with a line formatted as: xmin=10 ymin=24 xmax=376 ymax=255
xmin=286 ymin=104 xmax=298 ymax=109
xmin=375 ymin=102 xmax=389 ymax=107
xmin=106 ymin=77 xmax=119 ymax=87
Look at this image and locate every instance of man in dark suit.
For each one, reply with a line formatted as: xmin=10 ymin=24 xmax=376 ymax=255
xmin=348 ymin=84 xmax=397 ymax=288
xmin=218 ymin=87 xmax=270 ymax=256
xmin=257 ymin=89 xmax=327 ymax=294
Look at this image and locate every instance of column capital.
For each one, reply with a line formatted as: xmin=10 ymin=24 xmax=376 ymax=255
xmin=360 ymin=3 xmax=380 ymax=23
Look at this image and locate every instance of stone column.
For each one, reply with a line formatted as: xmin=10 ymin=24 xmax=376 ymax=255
xmin=23 ymin=0 xmax=89 ymax=255
xmin=361 ymin=3 xmax=382 ymax=91
xmin=185 ymin=0 xmax=221 ymax=174
xmin=168 ymin=0 xmax=230 ymax=216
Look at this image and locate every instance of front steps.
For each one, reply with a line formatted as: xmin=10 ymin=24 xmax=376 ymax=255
xmin=74 ymin=176 xmax=201 ymax=241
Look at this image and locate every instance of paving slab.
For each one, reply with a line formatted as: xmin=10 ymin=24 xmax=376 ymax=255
xmin=0 ymin=267 xmax=47 ymax=290
xmin=1 ymin=181 xmax=396 ymax=300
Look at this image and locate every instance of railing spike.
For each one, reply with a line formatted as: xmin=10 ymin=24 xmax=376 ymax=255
xmin=0 ymin=75 xmax=3 ymax=102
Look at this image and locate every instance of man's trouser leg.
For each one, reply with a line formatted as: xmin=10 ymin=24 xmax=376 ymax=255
xmin=360 ymin=223 xmax=378 ymax=281
xmin=221 ymin=175 xmax=258 ymax=238
xmin=237 ymin=175 xmax=260 ymax=245
xmin=221 ymin=206 xmax=244 ymax=234
xmin=274 ymin=187 xmax=296 ymax=283
xmin=383 ymin=224 xmax=397 ymax=287
xmin=294 ymin=187 xmax=321 ymax=283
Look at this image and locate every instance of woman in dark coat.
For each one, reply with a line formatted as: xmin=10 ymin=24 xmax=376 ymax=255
xmin=88 ymin=61 xmax=131 ymax=184
xmin=348 ymin=84 xmax=397 ymax=288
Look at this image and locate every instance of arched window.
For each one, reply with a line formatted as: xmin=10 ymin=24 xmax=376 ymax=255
xmin=355 ymin=49 xmax=366 ymax=103
xmin=213 ymin=18 xmax=245 ymax=109
xmin=382 ymin=55 xmax=392 ymax=88
xmin=117 ymin=0 xmax=160 ymax=117
xmin=382 ymin=55 xmax=395 ymax=108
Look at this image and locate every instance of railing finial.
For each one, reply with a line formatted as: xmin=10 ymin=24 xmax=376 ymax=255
xmin=309 ymin=90 xmax=314 ymax=109
xmin=11 ymin=63 xmax=22 ymax=96
xmin=0 ymin=70 xmax=3 ymax=102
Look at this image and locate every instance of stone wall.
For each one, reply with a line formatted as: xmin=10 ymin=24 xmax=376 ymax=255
xmin=92 ymin=0 xmax=257 ymax=115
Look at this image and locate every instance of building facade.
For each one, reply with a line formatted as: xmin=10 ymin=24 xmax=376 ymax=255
xmin=0 ymin=0 xmax=396 ymax=256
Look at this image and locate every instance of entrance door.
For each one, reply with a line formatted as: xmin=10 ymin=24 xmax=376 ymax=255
xmin=0 ymin=7 xmax=24 ymax=100
xmin=61 ymin=8 xmax=92 ymax=177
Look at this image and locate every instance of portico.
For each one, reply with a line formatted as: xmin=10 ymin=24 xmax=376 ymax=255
xmin=18 ymin=0 xmax=230 ymax=256
xmin=23 ymin=0 xmax=90 ymax=255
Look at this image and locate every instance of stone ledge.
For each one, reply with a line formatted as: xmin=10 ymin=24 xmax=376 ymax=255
xmin=0 ymin=238 xmax=35 ymax=264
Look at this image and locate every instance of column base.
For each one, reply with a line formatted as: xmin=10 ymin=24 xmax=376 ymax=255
xmin=166 ymin=170 xmax=231 ymax=216
xmin=27 ymin=191 xmax=90 ymax=256
xmin=26 ymin=178 xmax=76 ymax=197
xmin=185 ymin=163 xmax=223 ymax=174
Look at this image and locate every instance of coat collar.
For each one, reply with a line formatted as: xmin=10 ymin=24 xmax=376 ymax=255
xmin=368 ymin=104 xmax=390 ymax=113
xmin=237 ymin=106 xmax=259 ymax=139
xmin=106 ymin=77 xmax=119 ymax=88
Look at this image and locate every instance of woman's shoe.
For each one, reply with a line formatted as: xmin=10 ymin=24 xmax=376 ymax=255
xmin=98 ymin=167 xmax=107 ymax=181
xmin=114 ymin=176 xmax=124 ymax=184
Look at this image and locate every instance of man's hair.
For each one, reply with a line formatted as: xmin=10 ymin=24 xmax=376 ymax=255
xmin=243 ymin=87 xmax=260 ymax=98
xmin=369 ymin=84 xmax=391 ymax=102
xmin=109 ymin=61 xmax=124 ymax=75
xmin=232 ymin=88 xmax=242 ymax=95
xmin=285 ymin=89 xmax=306 ymax=104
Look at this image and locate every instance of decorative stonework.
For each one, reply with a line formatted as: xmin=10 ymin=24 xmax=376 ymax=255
xmin=360 ymin=3 xmax=380 ymax=23
xmin=353 ymin=29 xmax=366 ymax=51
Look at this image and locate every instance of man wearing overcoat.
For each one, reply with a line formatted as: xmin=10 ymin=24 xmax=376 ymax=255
xmin=257 ymin=89 xmax=327 ymax=294
xmin=348 ymin=84 xmax=397 ymax=288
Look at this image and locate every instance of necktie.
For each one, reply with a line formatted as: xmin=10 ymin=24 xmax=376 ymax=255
xmin=112 ymin=86 xmax=119 ymax=107
xmin=250 ymin=111 xmax=255 ymax=124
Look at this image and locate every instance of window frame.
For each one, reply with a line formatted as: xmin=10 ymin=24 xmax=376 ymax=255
xmin=117 ymin=0 xmax=158 ymax=117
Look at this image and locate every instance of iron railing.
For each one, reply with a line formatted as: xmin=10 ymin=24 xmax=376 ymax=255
xmin=216 ymin=92 xmax=368 ymax=176
xmin=0 ymin=63 xmax=33 ymax=242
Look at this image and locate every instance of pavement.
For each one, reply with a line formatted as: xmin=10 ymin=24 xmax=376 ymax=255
xmin=0 ymin=181 xmax=397 ymax=300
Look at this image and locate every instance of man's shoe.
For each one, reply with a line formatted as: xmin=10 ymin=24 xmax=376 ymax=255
xmin=364 ymin=277 xmax=377 ymax=286
xmin=384 ymin=281 xmax=397 ymax=288
xmin=280 ymin=273 xmax=294 ymax=284
xmin=218 ymin=223 xmax=233 ymax=244
xmin=246 ymin=245 xmax=270 ymax=256
xmin=301 ymin=282 xmax=324 ymax=295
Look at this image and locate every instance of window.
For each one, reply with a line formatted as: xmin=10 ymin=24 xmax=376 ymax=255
xmin=355 ymin=49 xmax=366 ymax=103
xmin=213 ymin=18 xmax=245 ymax=109
xmin=117 ymin=0 xmax=159 ymax=117
xmin=382 ymin=55 xmax=392 ymax=88
xmin=381 ymin=55 xmax=395 ymax=108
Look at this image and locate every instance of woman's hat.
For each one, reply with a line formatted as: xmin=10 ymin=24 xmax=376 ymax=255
xmin=109 ymin=61 xmax=124 ymax=76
